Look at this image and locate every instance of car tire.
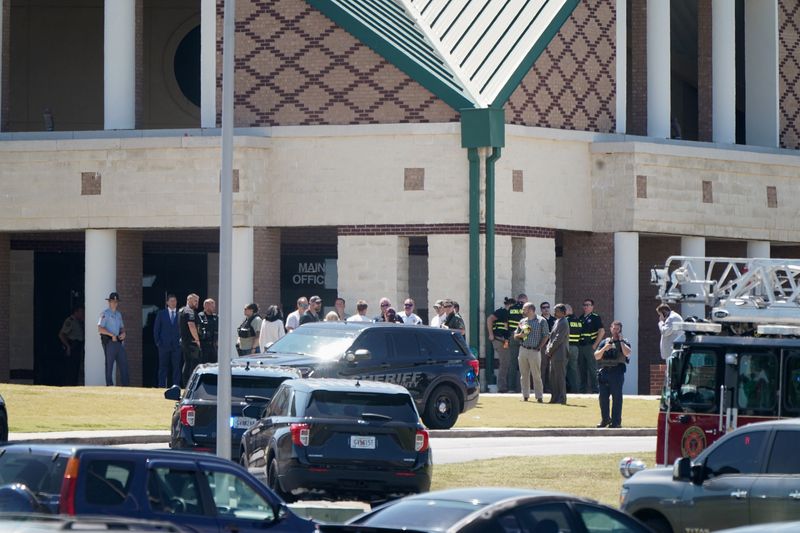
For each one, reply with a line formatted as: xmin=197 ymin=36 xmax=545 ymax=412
xmin=642 ymin=515 xmax=672 ymax=533
xmin=422 ymin=386 xmax=460 ymax=429
xmin=268 ymin=458 xmax=293 ymax=503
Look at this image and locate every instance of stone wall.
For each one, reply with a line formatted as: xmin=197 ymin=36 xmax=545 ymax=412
xmin=779 ymin=0 xmax=800 ymax=149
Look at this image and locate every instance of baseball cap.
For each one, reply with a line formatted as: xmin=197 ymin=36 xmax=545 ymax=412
xmin=106 ymin=292 xmax=120 ymax=301
xmin=309 ymin=295 xmax=322 ymax=303
xmin=434 ymin=299 xmax=444 ymax=308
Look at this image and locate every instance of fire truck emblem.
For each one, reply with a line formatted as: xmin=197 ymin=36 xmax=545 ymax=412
xmin=681 ymin=426 xmax=707 ymax=459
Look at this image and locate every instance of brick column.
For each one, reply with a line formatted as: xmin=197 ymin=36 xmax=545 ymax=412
xmin=627 ymin=0 xmax=647 ymax=136
xmin=0 ymin=234 xmax=9 ymax=381
xmin=560 ymin=232 xmax=614 ymax=323
xmin=116 ymin=231 xmax=143 ymax=386
xmin=697 ymin=0 xmax=713 ymax=142
xmin=253 ymin=227 xmax=281 ymax=311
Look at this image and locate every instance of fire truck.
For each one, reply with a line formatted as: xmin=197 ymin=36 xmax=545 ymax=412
xmin=652 ymin=256 xmax=800 ymax=465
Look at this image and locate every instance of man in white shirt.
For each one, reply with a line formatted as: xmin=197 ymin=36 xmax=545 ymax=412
xmin=657 ymin=303 xmax=683 ymax=360
xmin=429 ymin=300 xmax=446 ymax=328
xmin=285 ymin=297 xmax=308 ymax=332
xmin=346 ymin=300 xmax=370 ymax=322
xmin=398 ymin=298 xmax=423 ymax=325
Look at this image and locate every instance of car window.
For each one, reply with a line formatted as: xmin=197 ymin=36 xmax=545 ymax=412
xmin=147 ymin=467 xmax=205 ymax=516
xmin=264 ymin=327 xmax=356 ymax=359
xmin=266 ymin=386 xmax=289 ymax=417
xmin=679 ymin=351 xmax=718 ymax=413
xmin=194 ymin=375 xmax=291 ymax=402
xmin=704 ymin=430 xmax=767 ymax=476
xmin=352 ymin=330 xmax=389 ymax=361
xmin=390 ymin=331 xmax=420 ymax=360
xmin=514 ymin=503 xmax=573 ymax=532
xmin=783 ymin=352 xmax=800 ymax=415
xmin=737 ymin=353 xmax=778 ymax=413
xmin=84 ymin=460 xmax=134 ymax=507
xmin=305 ymin=391 xmax=418 ymax=423
xmin=766 ymin=430 xmax=800 ymax=474
xmin=0 ymin=451 xmax=69 ymax=495
xmin=575 ymin=503 xmax=644 ymax=532
xmin=418 ymin=333 xmax=445 ymax=359
xmin=204 ymin=470 xmax=274 ymax=521
xmin=355 ymin=498 xmax=485 ymax=529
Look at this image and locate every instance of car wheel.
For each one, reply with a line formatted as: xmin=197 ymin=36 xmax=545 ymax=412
xmin=268 ymin=458 xmax=293 ymax=503
xmin=642 ymin=515 xmax=672 ymax=533
xmin=423 ymin=386 xmax=459 ymax=429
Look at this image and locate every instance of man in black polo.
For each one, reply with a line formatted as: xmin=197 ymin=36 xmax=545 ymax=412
xmin=578 ymin=299 xmax=604 ymax=394
xmin=299 ymin=295 xmax=323 ymax=325
xmin=197 ymin=298 xmax=218 ymax=364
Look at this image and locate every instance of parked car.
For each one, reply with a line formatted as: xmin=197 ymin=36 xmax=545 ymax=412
xmin=621 ymin=419 xmax=800 ymax=533
xmin=237 ymin=322 xmax=479 ymax=429
xmin=316 ymin=487 xmax=652 ymax=532
xmin=0 ymin=392 xmax=9 ymax=442
xmin=240 ymin=378 xmax=432 ymax=502
xmin=0 ymin=513 xmax=184 ymax=532
xmin=0 ymin=445 xmax=315 ymax=533
xmin=165 ymin=362 xmax=300 ymax=460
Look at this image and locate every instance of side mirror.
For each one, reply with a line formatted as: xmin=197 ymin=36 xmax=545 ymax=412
xmin=164 ymin=385 xmax=181 ymax=401
xmin=344 ymin=349 xmax=371 ymax=362
xmin=690 ymin=464 xmax=707 ymax=485
xmin=672 ymin=457 xmax=691 ymax=481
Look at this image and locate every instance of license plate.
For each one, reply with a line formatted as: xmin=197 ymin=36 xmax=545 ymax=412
xmin=350 ymin=436 xmax=376 ymax=449
xmin=232 ymin=417 xmax=256 ymax=429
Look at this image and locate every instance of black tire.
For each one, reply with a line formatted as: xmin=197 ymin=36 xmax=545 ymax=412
xmin=267 ymin=458 xmax=293 ymax=503
xmin=642 ymin=515 xmax=672 ymax=533
xmin=422 ymin=386 xmax=460 ymax=429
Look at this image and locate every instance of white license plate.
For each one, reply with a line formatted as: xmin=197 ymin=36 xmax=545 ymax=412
xmin=350 ymin=436 xmax=376 ymax=449
xmin=232 ymin=417 xmax=257 ymax=429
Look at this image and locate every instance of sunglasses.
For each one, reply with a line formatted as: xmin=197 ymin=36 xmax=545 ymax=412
xmin=583 ymin=304 xmax=592 ymax=307
xmin=444 ymin=304 xmax=453 ymax=308
xmin=381 ymin=303 xmax=390 ymax=307
xmin=404 ymin=303 xmax=413 ymax=307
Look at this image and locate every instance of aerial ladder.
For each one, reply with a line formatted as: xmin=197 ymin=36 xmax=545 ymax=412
xmin=651 ymin=256 xmax=800 ymax=335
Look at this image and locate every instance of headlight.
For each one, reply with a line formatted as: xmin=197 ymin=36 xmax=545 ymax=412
xmin=619 ymin=486 xmax=629 ymax=507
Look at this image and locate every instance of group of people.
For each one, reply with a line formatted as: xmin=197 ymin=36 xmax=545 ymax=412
xmin=487 ymin=295 xmax=632 ymax=428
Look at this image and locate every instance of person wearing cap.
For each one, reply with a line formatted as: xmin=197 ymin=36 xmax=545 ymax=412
xmin=97 ymin=292 xmax=130 ymax=386
xmin=442 ymin=300 xmax=465 ymax=334
xmin=346 ymin=300 xmax=370 ymax=322
xmin=300 ymin=296 xmax=323 ymax=325
xmin=430 ymin=300 xmax=446 ymax=328
xmin=398 ymin=299 xmax=423 ymax=325
xmin=285 ymin=297 xmax=308 ymax=332
xmin=487 ymin=297 xmax=515 ymax=393
xmin=58 ymin=305 xmax=85 ymax=386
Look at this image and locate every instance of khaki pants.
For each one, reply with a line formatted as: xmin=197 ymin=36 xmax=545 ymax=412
xmin=492 ymin=339 xmax=511 ymax=392
xmin=518 ymin=347 xmax=543 ymax=400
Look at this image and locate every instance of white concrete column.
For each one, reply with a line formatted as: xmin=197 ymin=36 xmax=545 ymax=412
xmin=85 ymin=229 xmax=117 ymax=386
xmin=614 ymin=232 xmax=639 ymax=395
xmin=647 ymin=0 xmax=670 ymax=138
xmin=524 ymin=237 xmax=556 ymax=307
xmin=681 ymin=236 xmax=706 ymax=319
xmin=230 ymin=227 xmax=254 ymax=357
xmin=616 ymin=0 xmax=627 ymax=134
xmin=712 ymin=0 xmax=736 ymax=144
xmin=201 ymin=0 xmax=217 ymax=128
xmin=745 ymin=0 xmax=779 ymax=147
xmin=104 ymin=0 xmax=136 ymax=129
xmin=747 ymin=240 xmax=770 ymax=258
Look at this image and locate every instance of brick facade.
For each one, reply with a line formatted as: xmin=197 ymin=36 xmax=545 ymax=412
xmin=116 ymin=231 xmax=143 ymax=386
xmin=253 ymin=227 xmax=281 ymax=310
xmin=505 ymin=0 xmax=616 ymax=133
xmin=559 ymin=231 xmax=614 ymax=324
xmin=0 ymin=234 xmax=9 ymax=381
xmin=627 ymin=0 xmax=647 ymax=136
xmin=779 ymin=0 xmax=800 ymax=149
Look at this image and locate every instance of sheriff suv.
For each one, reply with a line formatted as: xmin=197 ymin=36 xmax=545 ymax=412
xmin=237 ymin=322 xmax=479 ymax=429
xmin=621 ymin=419 xmax=800 ymax=533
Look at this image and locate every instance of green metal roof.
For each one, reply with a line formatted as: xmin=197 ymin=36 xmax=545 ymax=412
xmin=306 ymin=0 xmax=580 ymax=110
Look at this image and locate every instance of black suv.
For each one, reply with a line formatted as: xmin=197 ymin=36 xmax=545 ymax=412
xmin=237 ymin=322 xmax=479 ymax=429
xmin=240 ymin=378 xmax=432 ymax=502
xmin=165 ymin=362 xmax=301 ymax=460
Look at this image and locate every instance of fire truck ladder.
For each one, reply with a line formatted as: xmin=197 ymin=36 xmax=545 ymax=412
xmin=651 ymin=256 xmax=800 ymax=327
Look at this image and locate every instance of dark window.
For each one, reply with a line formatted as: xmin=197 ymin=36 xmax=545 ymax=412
xmin=575 ymin=503 xmax=643 ymax=532
xmin=704 ymin=431 xmax=767 ymax=476
xmin=737 ymin=353 xmax=778 ymax=414
xmin=390 ymin=331 xmax=420 ymax=359
xmin=679 ymin=351 xmax=718 ymax=413
xmin=305 ymin=391 xmax=417 ymax=423
xmin=352 ymin=331 xmax=389 ymax=362
xmin=173 ymin=26 xmax=200 ymax=107
xmin=514 ymin=503 xmax=573 ymax=532
xmin=766 ymin=431 xmax=800 ymax=474
xmin=84 ymin=460 xmax=134 ymax=507
xmin=194 ymin=375 xmax=291 ymax=402
xmin=356 ymin=499 xmax=484 ymax=529
xmin=147 ymin=467 xmax=205 ymax=516
xmin=266 ymin=386 xmax=289 ymax=417
xmin=418 ymin=333 xmax=444 ymax=359
xmin=0 ymin=451 xmax=69 ymax=495
xmin=784 ymin=353 xmax=800 ymax=414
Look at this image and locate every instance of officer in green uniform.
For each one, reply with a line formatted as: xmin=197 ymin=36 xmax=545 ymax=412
xmin=578 ymin=299 xmax=604 ymax=394
xmin=59 ymin=305 xmax=85 ymax=386
xmin=487 ymin=297 xmax=516 ymax=393
xmin=565 ymin=304 xmax=582 ymax=393
xmin=506 ymin=293 xmax=527 ymax=393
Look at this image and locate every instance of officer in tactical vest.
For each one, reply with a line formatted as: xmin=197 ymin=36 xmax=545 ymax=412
xmin=486 ymin=297 xmax=516 ymax=393
xmin=565 ymin=304 xmax=582 ymax=393
xmin=506 ymin=293 xmax=527 ymax=393
xmin=578 ymin=299 xmax=605 ymax=394
xmin=198 ymin=298 xmax=218 ymax=364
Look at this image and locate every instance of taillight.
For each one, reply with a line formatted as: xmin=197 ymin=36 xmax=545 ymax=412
xmin=468 ymin=359 xmax=479 ymax=376
xmin=58 ymin=457 xmax=80 ymax=515
xmin=180 ymin=406 xmax=195 ymax=427
xmin=415 ymin=429 xmax=429 ymax=452
xmin=291 ymin=423 xmax=310 ymax=447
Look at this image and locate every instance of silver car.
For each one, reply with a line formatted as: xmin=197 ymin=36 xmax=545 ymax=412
xmin=621 ymin=419 xmax=800 ymax=532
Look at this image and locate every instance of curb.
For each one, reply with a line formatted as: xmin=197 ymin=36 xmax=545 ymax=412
xmin=429 ymin=428 xmax=656 ymax=438
xmin=10 ymin=434 xmax=171 ymax=446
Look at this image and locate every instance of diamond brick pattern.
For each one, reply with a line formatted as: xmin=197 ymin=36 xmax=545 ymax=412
xmin=779 ymin=0 xmax=800 ymax=149
xmin=504 ymin=0 xmax=616 ymax=132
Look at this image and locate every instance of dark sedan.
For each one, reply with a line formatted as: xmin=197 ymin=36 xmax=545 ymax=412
xmin=317 ymin=488 xmax=651 ymax=533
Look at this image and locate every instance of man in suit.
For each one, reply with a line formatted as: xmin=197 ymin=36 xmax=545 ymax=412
xmin=545 ymin=303 xmax=570 ymax=405
xmin=154 ymin=294 xmax=181 ymax=388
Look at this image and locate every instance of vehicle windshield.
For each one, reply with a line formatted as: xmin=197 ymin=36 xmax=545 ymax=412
xmin=0 ymin=450 xmax=70 ymax=496
xmin=356 ymin=499 xmax=484 ymax=530
xmin=305 ymin=391 xmax=418 ymax=423
xmin=264 ymin=327 xmax=357 ymax=359
xmin=195 ymin=375 xmax=291 ymax=402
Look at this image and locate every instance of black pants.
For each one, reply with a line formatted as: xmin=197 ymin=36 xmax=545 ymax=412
xmin=64 ymin=340 xmax=84 ymax=386
xmin=181 ymin=342 xmax=202 ymax=387
xmin=598 ymin=364 xmax=625 ymax=426
xmin=200 ymin=341 xmax=217 ymax=364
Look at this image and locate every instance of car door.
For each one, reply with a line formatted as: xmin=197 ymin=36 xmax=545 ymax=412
xmin=750 ymin=429 xmax=800 ymax=524
xmin=339 ymin=329 xmax=390 ymax=380
xmin=385 ymin=330 xmax=426 ymax=400
xmin=679 ymin=429 xmax=768 ymax=532
xmin=245 ymin=386 xmax=290 ymax=471
xmin=145 ymin=460 xmax=218 ymax=533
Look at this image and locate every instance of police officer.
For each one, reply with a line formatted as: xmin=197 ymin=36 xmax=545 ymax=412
xmin=506 ymin=293 xmax=527 ymax=393
xmin=58 ymin=305 xmax=85 ymax=386
xmin=198 ymin=298 xmax=218 ymax=364
xmin=566 ymin=304 xmax=582 ymax=393
xmin=180 ymin=294 xmax=202 ymax=386
xmin=487 ymin=297 xmax=515 ymax=393
xmin=594 ymin=320 xmax=631 ymax=428
xmin=97 ymin=292 xmax=129 ymax=386
xmin=578 ymin=299 xmax=604 ymax=393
